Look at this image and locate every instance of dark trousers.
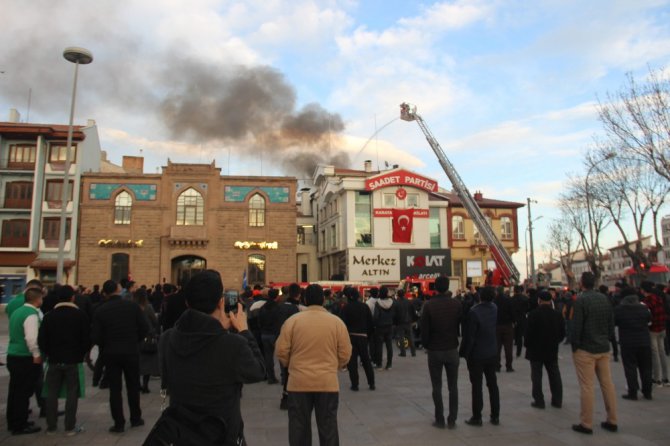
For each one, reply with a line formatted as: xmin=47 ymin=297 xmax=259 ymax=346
xmin=530 ymin=359 xmax=562 ymax=406
xmin=288 ymin=392 xmax=339 ymax=446
xmin=467 ymin=358 xmax=500 ymax=420
xmin=347 ymin=335 xmax=375 ymax=388
xmin=6 ymin=356 xmax=42 ymax=432
xmin=621 ymin=344 xmax=653 ymax=397
xmin=514 ymin=319 xmax=527 ymax=357
xmin=281 ymin=365 xmax=290 ymax=399
xmin=93 ymin=350 xmax=106 ymax=386
xmin=261 ymin=333 xmax=278 ymax=382
xmin=374 ymin=326 xmax=393 ymax=368
xmin=45 ymin=363 xmax=80 ymax=431
xmin=397 ymin=323 xmax=416 ymax=356
xmin=496 ymin=324 xmax=514 ymax=369
xmin=105 ymin=353 xmax=142 ymax=427
xmin=427 ymin=349 xmax=459 ymax=423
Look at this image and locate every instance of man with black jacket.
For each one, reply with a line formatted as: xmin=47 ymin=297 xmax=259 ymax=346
xmin=159 ymin=270 xmax=265 ymax=445
xmin=38 ymin=285 xmax=90 ymax=435
xmin=494 ymin=287 xmax=516 ymax=372
xmin=394 ymin=289 xmax=416 ymax=357
xmin=340 ymin=287 xmax=375 ymax=391
xmin=277 ymin=283 xmax=301 ymax=410
xmin=511 ymin=285 xmax=529 ymax=357
xmin=91 ymin=280 xmax=149 ymax=433
xmin=420 ymin=277 xmax=463 ymax=429
xmin=258 ymin=288 xmax=282 ymax=384
xmin=525 ymin=291 xmax=565 ymax=409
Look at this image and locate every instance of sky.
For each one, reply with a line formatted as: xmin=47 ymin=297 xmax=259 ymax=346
xmin=2 ymin=0 xmax=670 ymax=279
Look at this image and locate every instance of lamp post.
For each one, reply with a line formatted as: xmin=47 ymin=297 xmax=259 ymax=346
xmin=56 ymin=47 xmax=93 ymax=285
xmin=525 ymin=215 xmax=543 ymax=283
xmin=527 ymin=198 xmax=539 ymax=283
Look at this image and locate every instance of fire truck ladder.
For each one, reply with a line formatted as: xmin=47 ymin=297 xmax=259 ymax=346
xmin=400 ymin=103 xmax=520 ymax=285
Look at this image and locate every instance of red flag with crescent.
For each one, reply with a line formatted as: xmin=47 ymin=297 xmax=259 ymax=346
xmin=392 ymin=208 xmax=413 ymax=243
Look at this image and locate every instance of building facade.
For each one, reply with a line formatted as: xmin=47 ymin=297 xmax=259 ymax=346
xmin=77 ymin=159 xmax=297 ymax=290
xmin=309 ymin=162 xmax=522 ymax=288
xmin=0 ymin=115 xmax=101 ymax=294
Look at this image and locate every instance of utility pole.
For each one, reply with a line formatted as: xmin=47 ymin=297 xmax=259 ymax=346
xmin=527 ymin=197 xmax=537 ymax=284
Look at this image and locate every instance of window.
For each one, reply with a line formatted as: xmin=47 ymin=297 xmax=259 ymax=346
xmin=474 ymin=216 xmax=492 ymax=243
xmin=355 ymin=191 xmax=372 ymax=247
xmin=429 ymin=208 xmax=440 ymax=248
xmin=330 ymin=224 xmax=337 ymax=249
xmin=111 ymin=253 xmax=130 ymax=283
xmin=114 ymin=191 xmax=132 ymax=225
xmin=406 ymin=194 xmax=419 ymax=208
xmin=453 ymin=260 xmax=463 ymax=278
xmin=45 ymin=180 xmax=74 ymax=203
xmin=176 ymin=188 xmax=204 ymax=225
xmin=320 ymin=230 xmax=326 ymax=252
xmin=501 ymin=216 xmax=513 ymax=240
xmin=4 ymin=182 xmax=32 ymax=208
xmin=8 ymin=144 xmax=36 ymax=169
xmin=248 ymin=194 xmax=265 ymax=227
xmin=452 ymin=215 xmax=465 ymax=240
xmin=247 ymin=254 xmax=266 ymax=286
xmin=1 ymin=219 xmax=30 ymax=247
xmin=383 ymin=193 xmax=395 ymax=208
xmin=49 ymin=144 xmax=77 ymax=163
xmin=42 ymin=217 xmax=71 ymax=247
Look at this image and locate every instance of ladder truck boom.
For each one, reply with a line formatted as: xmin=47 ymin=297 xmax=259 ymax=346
xmin=399 ymin=103 xmax=520 ymax=285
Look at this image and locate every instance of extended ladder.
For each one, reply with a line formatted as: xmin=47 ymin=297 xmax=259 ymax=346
xmin=400 ymin=103 xmax=520 ymax=284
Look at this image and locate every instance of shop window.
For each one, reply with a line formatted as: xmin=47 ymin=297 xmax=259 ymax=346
xmin=501 ymin=216 xmax=513 ymax=240
xmin=176 ymin=188 xmax=204 ymax=226
xmin=114 ymin=191 xmax=132 ymax=225
xmin=111 ymin=253 xmax=130 ymax=283
xmin=1 ymin=219 xmax=30 ymax=247
xmin=8 ymin=144 xmax=36 ymax=169
xmin=249 ymin=194 xmax=265 ymax=227
xmin=452 ymin=215 xmax=465 ymax=240
xmin=49 ymin=144 xmax=77 ymax=164
xmin=42 ymin=217 xmax=71 ymax=248
xmin=4 ymin=181 xmax=32 ymax=209
xmin=247 ymin=254 xmax=266 ymax=286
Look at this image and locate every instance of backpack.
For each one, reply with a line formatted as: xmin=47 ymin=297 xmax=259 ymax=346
xmin=373 ymin=302 xmax=394 ymax=327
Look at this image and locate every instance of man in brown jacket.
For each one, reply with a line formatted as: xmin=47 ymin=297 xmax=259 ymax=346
xmin=276 ymin=284 xmax=352 ymax=446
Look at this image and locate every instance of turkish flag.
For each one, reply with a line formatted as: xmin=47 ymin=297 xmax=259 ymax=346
xmin=392 ymin=208 xmax=413 ymax=243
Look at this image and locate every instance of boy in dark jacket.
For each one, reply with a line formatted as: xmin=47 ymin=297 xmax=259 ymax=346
xmin=340 ymin=287 xmax=375 ymax=391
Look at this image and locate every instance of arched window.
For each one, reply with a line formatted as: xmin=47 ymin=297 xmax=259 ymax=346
xmin=501 ymin=216 xmax=513 ymax=240
xmin=111 ymin=253 xmax=129 ymax=283
xmin=247 ymin=254 xmax=266 ymax=285
xmin=249 ymin=193 xmax=265 ymax=227
xmin=176 ymin=188 xmax=204 ymax=225
xmin=452 ymin=215 xmax=465 ymax=240
xmin=114 ymin=191 xmax=132 ymax=224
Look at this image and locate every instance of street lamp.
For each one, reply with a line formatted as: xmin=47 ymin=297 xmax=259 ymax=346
xmin=56 ymin=47 xmax=93 ymax=284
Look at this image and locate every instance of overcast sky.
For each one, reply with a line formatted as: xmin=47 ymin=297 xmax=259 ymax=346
xmin=2 ymin=0 xmax=669 ymax=279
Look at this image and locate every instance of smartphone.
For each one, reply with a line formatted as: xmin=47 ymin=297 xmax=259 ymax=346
xmin=224 ymin=290 xmax=240 ymax=313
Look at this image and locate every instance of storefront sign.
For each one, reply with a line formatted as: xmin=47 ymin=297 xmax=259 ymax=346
xmin=400 ymin=249 xmax=451 ymax=279
xmin=224 ymin=186 xmax=289 ymax=203
xmin=234 ymin=241 xmax=279 ymax=250
xmin=466 ymin=260 xmax=483 ymax=277
xmin=98 ymin=239 xmax=144 ymax=248
xmin=365 ymin=169 xmax=438 ymax=193
xmin=348 ymin=249 xmax=400 ymax=281
xmin=373 ymin=209 xmax=429 ymax=218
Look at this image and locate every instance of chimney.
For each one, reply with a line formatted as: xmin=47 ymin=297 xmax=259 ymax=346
xmin=122 ymin=156 xmax=144 ymax=174
xmin=300 ymin=188 xmax=312 ymax=216
xmin=86 ymin=119 xmax=96 ymax=127
xmin=364 ymin=160 xmax=372 ymax=172
xmin=474 ymin=191 xmax=483 ymax=201
xmin=8 ymin=108 xmax=20 ymax=123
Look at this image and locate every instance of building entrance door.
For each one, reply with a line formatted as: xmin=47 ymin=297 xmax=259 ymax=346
xmin=171 ymin=255 xmax=206 ymax=287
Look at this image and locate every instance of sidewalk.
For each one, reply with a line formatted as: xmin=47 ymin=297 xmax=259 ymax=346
xmin=0 ymin=314 xmax=669 ymax=445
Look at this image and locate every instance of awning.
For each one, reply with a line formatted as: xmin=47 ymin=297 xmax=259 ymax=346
xmin=624 ymin=263 xmax=670 ymax=275
xmin=29 ymin=259 xmax=76 ymax=269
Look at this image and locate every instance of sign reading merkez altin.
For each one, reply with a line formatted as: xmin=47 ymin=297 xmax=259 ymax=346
xmin=400 ymin=249 xmax=452 ymax=279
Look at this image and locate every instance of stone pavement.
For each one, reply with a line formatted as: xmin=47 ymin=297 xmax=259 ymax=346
xmin=0 ymin=314 xmax=668 ymax=445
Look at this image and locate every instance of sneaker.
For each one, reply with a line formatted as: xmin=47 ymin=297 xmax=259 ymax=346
xmin=572 ymin=424 xmax=593 ymax=435
xmin=65 ymin=426 xmax=84 ymax=436
xmin=600 ymin=421 xmax=618 ymax=432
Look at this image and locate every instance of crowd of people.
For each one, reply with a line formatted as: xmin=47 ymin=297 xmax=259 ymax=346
xmin=2 ymin=271 xmax=670 ymax=445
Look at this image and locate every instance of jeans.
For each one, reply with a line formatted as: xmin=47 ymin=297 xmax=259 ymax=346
xmin=530 ymin=359 xmax=562 ymax=406
xmin=572 ymin=349 xmax=617 ymax=429
xmin=261 ymin=333 xmax=278 ymax=382
xmin=620 ymin=344 xmax=652 ymax=397
xmin=6 ymin=356 xmax=42 ymax=432
xmin=105 ymin=353 xmax=142 ymax=427
xmin=288 ymin=392 xmax=339 ymax=446
xmin=347 ymin=335 xmax=375 ymax=388
xmin=427 ymin=349 xmax=459 ymax=423
xmin=45 ymin=363 xmax=80 ymax=431
xmin=374 ymin=326 xmax=393 ymax=368
xmin=650 ymin=331 xmax=668 ymax=381
xmin=467 ymin=357 xmax=499 ymax=420
xmin=397 ymin=323 xmax=416 ymax=356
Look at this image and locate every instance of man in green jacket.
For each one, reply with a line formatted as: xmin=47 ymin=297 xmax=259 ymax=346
xmin=6 ymin=287 xmax=44 ymax=435
xmin=5 ymin=279 xmax=44 ymax=318
xmin=571 ymin=272 xmax=618 ymax=435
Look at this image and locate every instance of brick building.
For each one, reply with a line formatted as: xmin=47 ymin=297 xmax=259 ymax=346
xmin=77 ymin=158 xmax=297 ymax=289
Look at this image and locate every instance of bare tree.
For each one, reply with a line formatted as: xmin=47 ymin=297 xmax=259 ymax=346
xmin=546 ymin=216 xmax=581 ymax=290
xmin=598 ymin=68 xmax=670 ymax=182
